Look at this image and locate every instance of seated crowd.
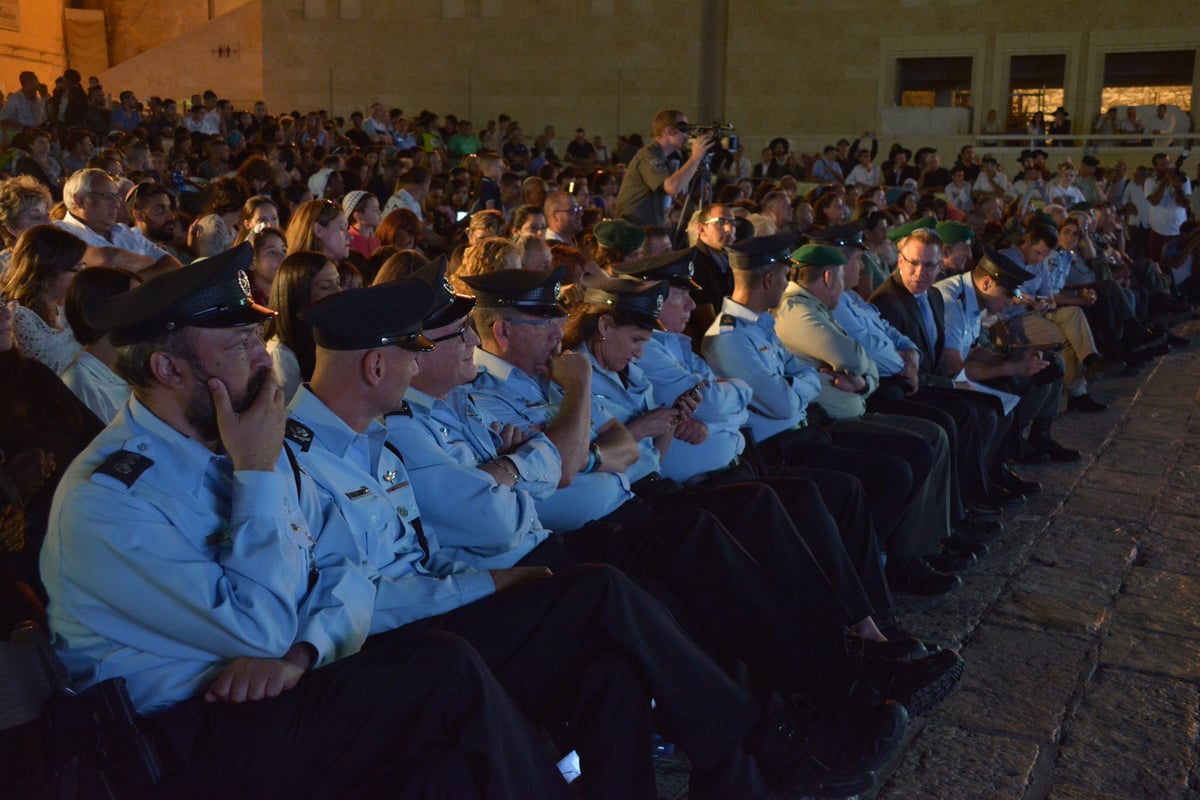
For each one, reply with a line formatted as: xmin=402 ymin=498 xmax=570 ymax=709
xmin=2 ymin=72 xmax=1197 ymax=798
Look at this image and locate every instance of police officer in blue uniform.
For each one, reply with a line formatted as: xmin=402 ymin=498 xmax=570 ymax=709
xmin=702 ymin=234 xmax=963 ymax=597
xmin=40 ymin=245 xmax=579 ymax=799
xmin=287 ymin=275 xmax=803 ymax=800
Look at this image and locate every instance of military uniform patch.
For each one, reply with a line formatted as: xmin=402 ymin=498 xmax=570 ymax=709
xmin=285 ymin=419 xmax=314 ymax=452
xmin=719 ymin=314 xmax=737 ymax=327
xmin=94 ymin=450 xmax=153 ymax=488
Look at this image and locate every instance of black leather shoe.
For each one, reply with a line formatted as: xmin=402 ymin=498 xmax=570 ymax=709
xmin=926 ymin=550 xmax=976 ymax=573
xmin=868 ymin=649 xmax=965 ymax=717
xmin=1167 ymin=333 xmax=1190 ymax=348
xmin=886 ymin=558 xmax=961 ymax=597
xmin=956 ymin=516 xmax=1005 ymax=545
xmin=853 ymin=634 xmax=930 ymax=663
xmin=944 ymin=533 xmax=990 ymax=558
xmin=996 ymin=465 xmax=1042 ymax=496
xmin=1066 ymin=393 xmax=1108 ymax=413
xmin=984 ymin=483 xmax=1026 ymax=507
xmin=752 ymin=698 xmax=908 ymax=798
xmin=1029 ymin=436 xmax=1082 ymax=463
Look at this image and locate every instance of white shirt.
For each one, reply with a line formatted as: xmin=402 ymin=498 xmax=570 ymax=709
xmin=59 ymin=350 xmax=130 ymax=423
xmin=384 ymin=188 xmax=424 ymax=221
xmin=55 ymin=213 xmax=169 ymax=260
xmin=1144 ymin=175 xmax=1192 ymax=236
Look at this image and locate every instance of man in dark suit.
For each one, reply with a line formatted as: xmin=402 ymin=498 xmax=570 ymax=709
xmin=869 ymin=220 xmax=1036 ymax=498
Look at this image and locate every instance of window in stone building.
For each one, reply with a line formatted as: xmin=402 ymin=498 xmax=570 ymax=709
xmin=1008 ymin=54 xmax=1066 ymax=133
xmin=1101 ymin=50 xmax=1194 ymax=112
xmin=897 ymin=57 xmax=973 ymax=108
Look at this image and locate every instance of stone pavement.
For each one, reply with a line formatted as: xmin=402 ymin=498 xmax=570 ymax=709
xmin=655 ymin=324 xmax=1200 ymax=800
xmin=874 ymin=323 xmax=1200 ymax=800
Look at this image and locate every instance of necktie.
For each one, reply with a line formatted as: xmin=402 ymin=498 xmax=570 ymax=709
xmin=915 ymin=292 xmax=937 ymax=350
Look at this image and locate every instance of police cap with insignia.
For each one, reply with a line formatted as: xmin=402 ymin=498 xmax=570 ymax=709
xmin=976 ymin=248 xmax=1035 ymax=293
xmin=461 ymin=266 xmax=567 ymax=317
xmin=85 ymin=243 xmax=274 ymax=346
xmin=886 ymin=216 xmax=938 ymax=243
xmin=788 ymin=244 xmax=848 ymax=268
xmin=935 ymin=220 xmax=975 ymax=245
xmin=593 ymin=219 xmax=646 ymax=255
xmin=611 ymin=248 xmax=700 ymax=289
xmin=726 ymin=233 xmax=794 ymax=271
xmin=408 ymin=255 xmax=475 ymax=329
xmin=806 ymin=223 xmax=865 ymax=249
xmin=302 ymin=279 xmax=437 ymax=351
xmin=579 ymin=274 xmax=669 ymax=331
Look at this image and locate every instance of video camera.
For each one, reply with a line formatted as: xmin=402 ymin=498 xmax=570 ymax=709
xmin=675 ymin=121 xmax=739 ymax=158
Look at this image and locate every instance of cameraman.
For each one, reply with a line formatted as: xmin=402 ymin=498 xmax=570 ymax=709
xmin=1145 ymin=151 xmax=1192 ymax=262
xmin=614 ymin=109 xmax=714 ymax=225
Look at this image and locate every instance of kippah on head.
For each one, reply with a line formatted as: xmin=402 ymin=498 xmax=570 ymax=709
xmin=342 ymin=190 xmax=371 ymax=218
xmin=611 ymin=248 xmax=700 ymax=288
xmin=726 ymin=233 xmax=794 ymax=271
xmin=579 ymin=274 xmax=668 ymax=331
xmin=86 ymin=244 xmax=274 ymax=346
xmin=461 ymin=266 xmax=567 ymax=317
xmin=302 ymin=279 xmax=436 ymax=352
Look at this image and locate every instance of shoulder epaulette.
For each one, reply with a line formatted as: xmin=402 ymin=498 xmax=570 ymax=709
xmin=719 ymin=313 xmax=737 ymax=327
xmin=93 ymin=450 xmax=153 ymax=488
xmin=284 ymin=419 xmax=314 ymax=452
xmin=386 ymin=401 xmax=413 ymax=419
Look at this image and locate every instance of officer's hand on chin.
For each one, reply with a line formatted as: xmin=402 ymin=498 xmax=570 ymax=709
xmin=209 ymin=371 xmax=286 ymax=472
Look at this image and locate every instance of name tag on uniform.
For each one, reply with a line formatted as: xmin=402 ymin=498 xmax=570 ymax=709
xmin=386 ymin=481 xmax=411 ymax=493
xmin=346 ymin=486 xmax=373 ymax=500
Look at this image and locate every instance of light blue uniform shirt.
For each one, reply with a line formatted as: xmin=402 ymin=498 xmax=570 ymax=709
xmin=702 ymin=297 xmax=821 ymax=443
xmin=287 ymin=387 xmax=495 ymax=635
xmin=936 ymin=272 xmax=983 ymax=358
xmin=831 ymin=290 xmax=919 ymax=378
xmin=998 ymin=246 xmax=1054 ymax=322
xmin=386 ymin=385 xmax=560 ymax=570
xmin=580 ymin=342 xmax=661 ymax=483
xmin=471 ymin=348 xmax=632 ymax=531
xmin=639 ymin=330 xmax=751 ymax=480
xmin=40 ymin=397 xmax=374 ymax=714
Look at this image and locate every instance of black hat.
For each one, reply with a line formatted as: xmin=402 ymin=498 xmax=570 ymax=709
xmin=462 ymin=266 xmax=567 ymax=317
xmin=86 ymin=244 xmax=274 ymax=346
xmin=302 ymin=280 xmax=436 ymax=351
xmin=806 ymin=223 xmax=865 ymax=249
xmin=1081 ymin=155 xmax=1100 ymax=168
xmin=579 ymin=274 xmax=668 ymax=331
xmin=410 ymin=255 xmax=475 ymax=329
xmin=612 ymin=248 xmax=700 ymax=289
xmin=976 ymin=249 xmax=1035 ymax=292
xmin=1032 ymin=149 xmax=1049 ymax=159
xmin=726 ymin=233 xmax=794 ymax=271
xmin=1018 ymin=149 xmax=1034 ymax=163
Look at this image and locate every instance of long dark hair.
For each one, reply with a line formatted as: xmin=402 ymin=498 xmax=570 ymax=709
xmin=264 ymin=250 xmax=329 ymax=381
xmin=2 ymin=225 xmax=86 ymax=325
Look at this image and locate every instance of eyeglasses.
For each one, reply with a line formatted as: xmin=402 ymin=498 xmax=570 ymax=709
xmin=898 ymin=252 xmax=941 ymax=272
xmin=702 ymin=217 xmax=737 ymax=227
xmin=86 ymin=191 xmax=121 ymax=205
xmin=430 ymin=324 xmax=470 ymax=344
xmin=553 ymin=206 xmax=583 ymax=215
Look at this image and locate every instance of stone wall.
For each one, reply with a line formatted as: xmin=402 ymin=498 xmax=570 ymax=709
xmin=96 ymin=1 xmax=264 ymax=110
xmin=0 ymin=0 xmax=67 ymax=96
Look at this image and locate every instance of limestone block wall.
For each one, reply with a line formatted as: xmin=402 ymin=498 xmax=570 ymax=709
xmin=96 ymin=1 xmax=264 ymax=110
xmin=0 ymin=0 xmax=67 ymax=95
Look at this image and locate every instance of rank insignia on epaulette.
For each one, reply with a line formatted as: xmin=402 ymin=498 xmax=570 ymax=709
xmin=94 ymin=450 xmax=153 ymax=488
xmin=285 ymin=419 xmax=314 ymax=451
xmin=719 ymin=314 xmax=737 ymax=327
xmin=389 ymin=401 xmax=413 ymax=418
xmin=204 ymin=530 xmax=231 ymax=548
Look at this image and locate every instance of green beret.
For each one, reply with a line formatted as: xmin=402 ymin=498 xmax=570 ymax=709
xmin=886 ymin=216 xmax=937 ymax=243
xmin=935 ymin=221 xmax=974 ymax=245
xmin=789 ymin=244 xmax=848 ymax=268
xmin=593 ymin=219 xmax=646 ymax=254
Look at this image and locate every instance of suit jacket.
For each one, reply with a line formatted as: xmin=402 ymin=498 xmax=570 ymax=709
xmin=869 ymin=272 xmax=953 ymax=387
